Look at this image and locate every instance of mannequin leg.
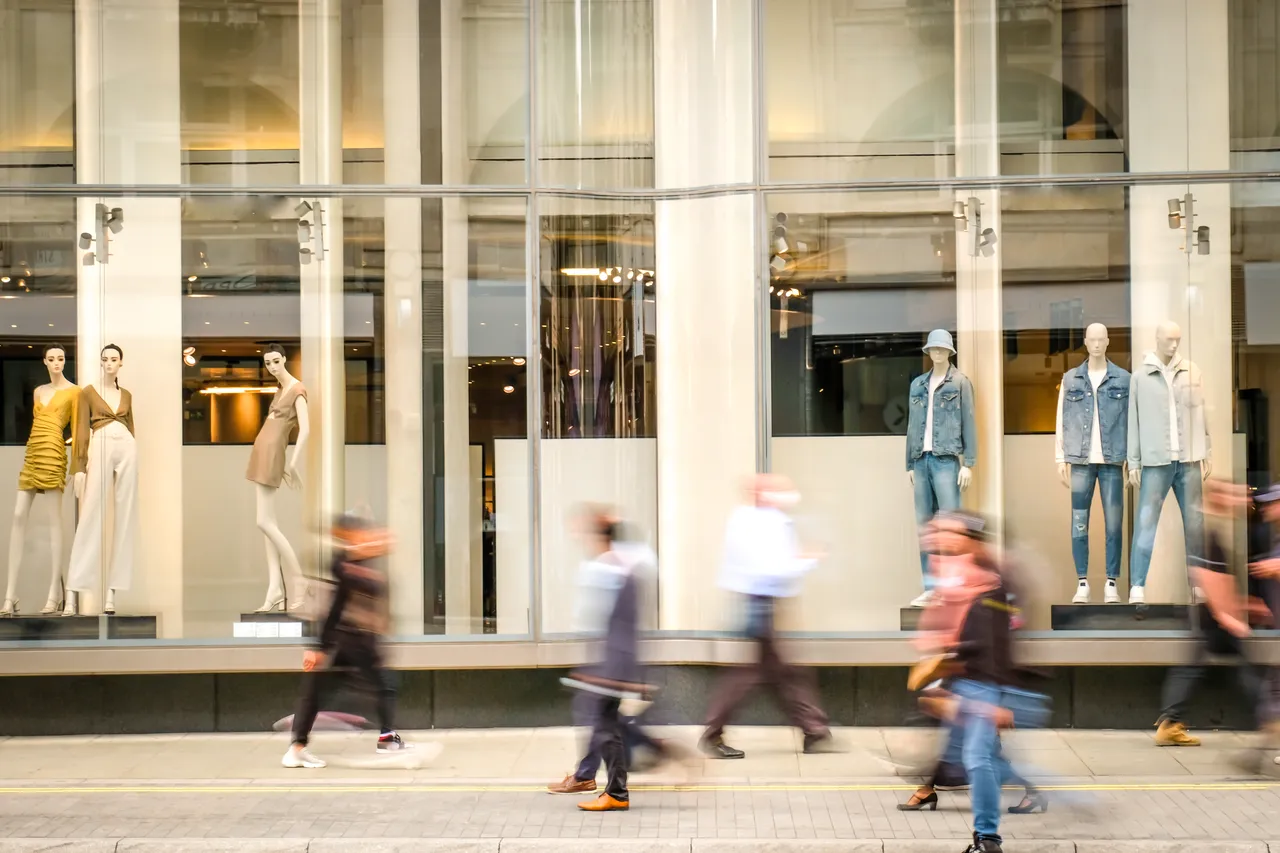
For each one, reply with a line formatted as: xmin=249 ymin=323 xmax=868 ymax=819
xmin=4 ymin=491 xmax=37 ymax=609
xmin=107 ymin=436 xmax=138 ymax=592
xmin=43 ymin=489 xmax=66 ymax=611
xmin=256 ymin=484 xmax=301 ymax=606
xmin=68 ymin=434 xmax=107 ymax=595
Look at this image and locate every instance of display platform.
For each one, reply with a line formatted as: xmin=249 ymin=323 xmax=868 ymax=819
xmin=0 ymin=614 xmax=157 ymax=641
xmin=1051 ymin=604 xmax=1191 ymax=631
xmin=234 ymin=612 xmax=312 ymax=639
xmin=900 ymin=607 xmax=924 ymax=631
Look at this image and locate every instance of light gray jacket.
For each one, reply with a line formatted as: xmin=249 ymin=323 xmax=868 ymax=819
xmin=1126 ymin=352 xmax=1211 ymax=470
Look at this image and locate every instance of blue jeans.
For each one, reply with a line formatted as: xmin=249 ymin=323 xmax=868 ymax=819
xmin=1130 ymin=461 xmax=1204 ymax=588
xmin=913 ymin=453 xmax=962 ymax=588
xmin=952 ymin=678 xmax=1013 ymax=844
xmin=1070 ymin=463 xmax=1125 ymax=579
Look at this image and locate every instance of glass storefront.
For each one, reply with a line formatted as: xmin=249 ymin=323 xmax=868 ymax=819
xmin=0 ymin=0 xmax=1277 ymax=657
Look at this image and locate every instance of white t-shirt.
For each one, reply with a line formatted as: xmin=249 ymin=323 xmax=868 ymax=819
xmin=1087 ymin=367 xmax=1105 ymax=463
xmin=922 ymin=372 xmax=945 ymax=453
xmin=1160 ymin=356 xmax=1181 ymax=456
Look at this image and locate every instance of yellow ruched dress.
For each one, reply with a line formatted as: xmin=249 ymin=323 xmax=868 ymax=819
xmin=17 ymin=386 xmax=79 ymax=492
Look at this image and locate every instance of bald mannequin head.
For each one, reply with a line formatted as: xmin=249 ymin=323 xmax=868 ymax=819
xmin=1084 ymin=323 xmax=1109 ymax=361
xmin=1155 ymin=321 xmax=1182 ymax=364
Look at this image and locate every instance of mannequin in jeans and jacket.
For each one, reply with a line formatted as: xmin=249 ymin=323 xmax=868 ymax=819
xmin=906 ymin=329 xmax=977 ymax=607
xmin=1055 ymin=323 xmax=1130 ymax=604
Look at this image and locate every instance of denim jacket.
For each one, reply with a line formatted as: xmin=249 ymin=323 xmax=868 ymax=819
xmin=905 ymin=366 xmax=977 ymax=470
xmin=1060 ymin=360 xmax=1130 ymax=464
xmin=1127 ymin=352 xmax=1211 ymax=469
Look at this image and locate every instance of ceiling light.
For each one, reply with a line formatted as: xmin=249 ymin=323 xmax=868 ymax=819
xmin=561 ymin=268 xmax=601 ymax=277
xmin=513 ymin=357 xmax=526 ymax=366
xmin=568 ymin=368 xmax=580 ymax=377
xmin=199 ymin=387 xmax=278 ymax=395
xmin=183 ymin=354 xmax=197 ymax=367
xmin=0 ymin=276 xmax=8 ymax=283
xmin=187 ymin=275 xmax=198 ymax=282
xmin=502 ymin=384 xmax=515 ymax=394
xmin=183 ymin=346 xmax=196 ymax=356
xmin=598 ymin=270 xmax=609 ymax=281
xmin=613 ymin=275 xmax=622 ymax=284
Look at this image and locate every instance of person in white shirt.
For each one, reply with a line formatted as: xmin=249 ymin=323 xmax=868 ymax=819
xmin=700 ymin=474 xmax=834 ymax=759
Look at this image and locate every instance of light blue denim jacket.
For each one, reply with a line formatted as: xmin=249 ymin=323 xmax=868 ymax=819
xmin=1060 ymin=360 xmax=1130 ymax=464
xmin=905 ymin=366 xmax=977 ymax=470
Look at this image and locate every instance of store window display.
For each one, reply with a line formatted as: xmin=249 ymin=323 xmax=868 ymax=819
xmin=246 ymin=344 xmax=309 ymax=613
xmin=68 ymin=344 xmax=138 ymax=616
xmin=2 ymin=346 xmax=79 ymax=617
xmin=1127 ymin=321 xmax=1211 ymax=605
xmin=905 ymin=329 xmax=976 ymax=607
xmin=1054 ymin=323 xmax=1130 ymax=605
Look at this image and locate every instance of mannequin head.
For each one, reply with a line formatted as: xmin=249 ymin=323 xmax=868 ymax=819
xmin=1155 ymin=321 xmax=1182 ymax=364
xmin=926 ymin=347 xmax=951 ymax=368
xmin=262 ymin=344 xmax=289 ymax=382
xmin=100 ymin=344 xmax=123 ymax=388
xmin=1084 ymin=323 xmax=1109 ymax=360
xmin=43 ymin=345 xmax=67 ymax=380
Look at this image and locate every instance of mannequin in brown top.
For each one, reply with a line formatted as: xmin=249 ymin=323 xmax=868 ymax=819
xmin=68 ymin=344 xmax=139 ymax=616
xmin=3 ymin=345 xmax=79 ymax=617
xmin=246 ymin=344 xmax=310 ymax=612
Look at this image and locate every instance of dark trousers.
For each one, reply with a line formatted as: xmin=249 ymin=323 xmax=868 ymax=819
xmin=575 ymin=712 xmax=659 ymax=782
xmin=587 ymin=697 xmax=628 ymax=800
xmin=704 ymin=597 xmax=828 ymax=739
xmin=1159 ymin=624 xmax=1263 ymax=728
xmin=291 ymin=634 xmax=396 ymax=746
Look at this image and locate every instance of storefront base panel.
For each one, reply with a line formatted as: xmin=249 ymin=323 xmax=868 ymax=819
xmin=0 ymin=665 xmax=1261 ymax=736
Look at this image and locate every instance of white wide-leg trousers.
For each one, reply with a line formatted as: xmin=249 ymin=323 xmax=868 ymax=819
xmin=68 ymin=424 xmax=137 ymax=593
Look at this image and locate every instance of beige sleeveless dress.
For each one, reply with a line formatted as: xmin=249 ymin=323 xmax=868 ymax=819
xmin=245 ymin=382 xmax=306 ymax=488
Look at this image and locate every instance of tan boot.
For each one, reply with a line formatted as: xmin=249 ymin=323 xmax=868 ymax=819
xmin=1155 ymin=719 xmax=1201 ymax=747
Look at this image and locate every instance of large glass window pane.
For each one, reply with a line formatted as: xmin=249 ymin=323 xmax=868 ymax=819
xmin=763 ymin=0 xmax=956 ymax=183
xmin=537 ymin=0 xmax=654 ymax=189
xmin=0 ymin=0 xmax=75 ymax=186
xmin=768 ymin=190 xmax=957 ymax=631
xmin=538 ymin=197 xmax=657 ymax=633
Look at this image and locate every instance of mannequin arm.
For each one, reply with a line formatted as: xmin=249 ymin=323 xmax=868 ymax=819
xmin=1126 ymin=371 xmax=1140 ymax=479
xmin=959 ymin=374 xmax=978 ymax=468
xmin=285 ymin=396 xmax=310 ymax=489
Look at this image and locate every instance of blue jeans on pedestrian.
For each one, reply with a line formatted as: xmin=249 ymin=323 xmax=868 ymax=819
xmin=1130 ymin=461 xmax=1204 ymax=589
xmin=951 ymin=678 xmax=1013 ymax=845
xmin=1070 ymin=463 xmax=1125 ymax=580
xmin=913 ymin=452 xmax=962 ymax=588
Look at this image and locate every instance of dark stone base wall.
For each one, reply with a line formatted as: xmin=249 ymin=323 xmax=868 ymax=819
xmin=0 ymin=665 xmax=1258 ymax=736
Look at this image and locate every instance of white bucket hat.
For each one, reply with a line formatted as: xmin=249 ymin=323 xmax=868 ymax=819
xmin=922 ymin=328 xmax=956 ymax=354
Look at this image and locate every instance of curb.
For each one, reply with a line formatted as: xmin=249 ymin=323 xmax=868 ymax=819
xmin=0 ymin=841 xmax=1273 ymax=853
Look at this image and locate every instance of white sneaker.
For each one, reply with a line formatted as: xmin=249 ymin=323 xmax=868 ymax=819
xmin=1104 ymin=580 xmax=1120 ymax=604
xmin=909 ymin=590 xmax=933 ymax=608
xmin=1071 ymin=580 xmax=1090 ymax=604
xmin=282 ymin=745 xmax=326 ymax=768
xmin=1129 ymin=585 xmax=1145 ymax=605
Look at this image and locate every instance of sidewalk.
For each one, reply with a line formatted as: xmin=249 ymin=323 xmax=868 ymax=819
xmin=0 ymin=726 xmax=1276 ymax=851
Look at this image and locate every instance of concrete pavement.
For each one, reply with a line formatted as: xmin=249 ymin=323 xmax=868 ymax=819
xmin=0 ymin=726 xmax=1276 ymax=850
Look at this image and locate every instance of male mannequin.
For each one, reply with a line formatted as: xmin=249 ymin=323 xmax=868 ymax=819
xmin=68 ymin=344 xmax=138 ymax=616
xmin=1055 ymin=324 xmax=1130 ymax=604
xmin=905 ymin=329 xmax=976 ymax=606
xmin=246 ymin=345 xmax=309 ymax=612
xmin=1127 ymin=321 xmax=1210 ymax=604
xmin=3 ymin=346 xmax=79 ymax=616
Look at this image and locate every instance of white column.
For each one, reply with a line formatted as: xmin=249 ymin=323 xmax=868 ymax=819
xmin=299 ymin=0 xmax=346 ymax=562
xmin=1127 ymin=0 xmax=1231 ymax=602
xmin=653 ymin=0 xmax=756 ymax=630
xmin=954 ymin=0 xmax=1005 ymax=534
xmin=382 ymin=0 xmax=425 ymax=635
xmin=74 ymin=0 xmax=183 ymax=632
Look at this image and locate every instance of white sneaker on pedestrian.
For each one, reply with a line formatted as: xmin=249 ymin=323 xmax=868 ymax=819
xmin=1129 ymin=585 xmax=1145 ymax=605
xmin=282 ymin=744 xmax=326 ymax=768
xmin=909 ymin=590 xmax=932 ymax=608
xmin=1071 ymin=580 xmax=1089 ymax=604
xmin=1104 ymin=579 xmax=1120 ymax=604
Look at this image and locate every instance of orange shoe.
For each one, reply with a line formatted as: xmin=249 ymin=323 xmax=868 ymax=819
xmin=577 ymin=793 xmax=629 ymax=811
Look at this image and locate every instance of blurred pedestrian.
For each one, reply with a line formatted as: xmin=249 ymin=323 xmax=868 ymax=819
xmin=1249 ymin=485 xmax=1280 ymax=748
xmin=700 ymin=473 xmax=833 ymax=759
xmin=564 ymin=514 xmax=652 ymax=812
xmin=282 ymin=514 xmax=410 ymax=769
xmin=1155 ymin=479 xmax=1263 ymax=747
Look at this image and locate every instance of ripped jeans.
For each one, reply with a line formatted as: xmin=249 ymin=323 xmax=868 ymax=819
xmin=1070 ymin=463 xmax=1124 ymax=580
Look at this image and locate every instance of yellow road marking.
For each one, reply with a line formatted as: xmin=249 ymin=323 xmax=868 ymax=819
xmin=0 ymin=781 xmax=1273 ymax=794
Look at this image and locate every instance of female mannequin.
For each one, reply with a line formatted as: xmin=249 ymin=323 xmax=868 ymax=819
xmin=2 ymin=346 xmax=79 ymax=616
xmin=68 ymin=344 xmax=138 ymax=616
xmin=246 ymin=344 xmax=309 ymax=612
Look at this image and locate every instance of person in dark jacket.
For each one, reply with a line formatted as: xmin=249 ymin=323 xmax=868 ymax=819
xmin=282 ymin=514 xmax=410 ymax=769
xmin=569 ymin=516 xmax=650 ymax=812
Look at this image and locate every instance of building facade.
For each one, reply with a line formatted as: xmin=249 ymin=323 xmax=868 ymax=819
xmin=1 ymin=0 xmax=1279 ymax=707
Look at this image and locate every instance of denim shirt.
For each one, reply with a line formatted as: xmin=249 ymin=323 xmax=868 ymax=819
xmin=905 ymin=366 xmax=977 ymax=470
xmin=1060 ymin=360 xmax=1130 ymax=464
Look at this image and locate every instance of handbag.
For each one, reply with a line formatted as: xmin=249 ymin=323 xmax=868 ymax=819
xmin=907 ymin=653 xmax=960 ymax=692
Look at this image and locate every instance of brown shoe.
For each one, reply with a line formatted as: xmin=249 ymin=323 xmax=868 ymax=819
xmin=547 ymin=774 xmax=597 ymax=794
xmin=1155 ymin=720 xmax=1201 ymax=746
xmin=578 ymin=793 xmax=629 ymax=811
